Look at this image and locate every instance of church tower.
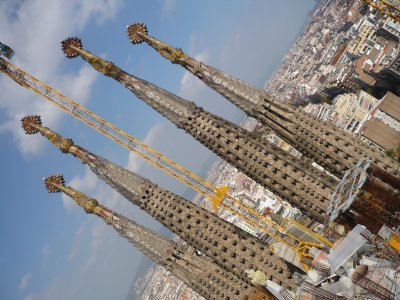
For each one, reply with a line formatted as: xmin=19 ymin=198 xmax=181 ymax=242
xmin=60 ymin=37 xmax=338 ymax=223
xmin=44 ymin=174 xmax=276 ymax=300
xmin=22 ymin=115 xmax=298 ymax=291
xmin=125 ymin=23 xmax=399 ymax=179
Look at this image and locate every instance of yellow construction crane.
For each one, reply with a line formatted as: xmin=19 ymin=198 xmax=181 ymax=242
xmin=363 ymin=0 xmax=400 ymax=23
xmin=0 ymin=56 xmax=333 ymax=269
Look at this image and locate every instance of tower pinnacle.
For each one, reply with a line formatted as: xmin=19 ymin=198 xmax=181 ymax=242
xmin=44 ymin=174 xmax=102 ymax=214
xmin=62 ymin=36 xmax=194 ymax=127
xmin=26 ymin=116 xmax=297 ymax=290
xmin=44 ymin=174 xmax=268 ymax=300
xmin=126 ymin=22 xmax=263 ymax=110
xmin=126 ymin=23 xmax=399 ymax=179
xmin=21 ymin=115 xmax=98 ymax=163
xmin=61 ymin=37 xmax=121 ymax=78
xmin=127 ymin=23 xmax=186 ymax=65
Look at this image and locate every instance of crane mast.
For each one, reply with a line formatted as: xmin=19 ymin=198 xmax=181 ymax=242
xmin=0 ymin=56 xmax=332 ymax=268
xmin=363 ymin=0 xmax=400 ymax=22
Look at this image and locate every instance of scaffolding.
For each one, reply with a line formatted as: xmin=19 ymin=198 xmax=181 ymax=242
xmin=327 ymin=159 xmax=370 ymax=222
xmin=363 ymin=0 xmax=400 ymax=23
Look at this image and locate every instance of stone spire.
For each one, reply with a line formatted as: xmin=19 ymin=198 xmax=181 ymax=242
xmin=44 ymin=174 xmax=273 ymax=300
xmin=126 ymin=23 xmax=264 ymax=112
xmin=60 ymin=38 xmax=338 ymax=222
xmin=23 ymin=115 xmax=297 ymax=291
xmin=43 ymin=174 xmax=169 ymax=262
xmin=126 ymin=23 xmax=399 ymax=179
xmin=61 ymin=37 xmax=193 ymax=129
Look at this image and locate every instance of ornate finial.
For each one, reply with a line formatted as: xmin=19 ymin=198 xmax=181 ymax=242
xmin=44 ymin=174 xmax=100 ymax=214
xmin=21 ymin=115 xmax=75 ymax=154
xmin=61 ymin=37 xmax=83 ymax=58
xmin=126 ymin=23 xmax=148 ymax=44
xmin=44 ymin=174 xmax=65 ymax=193
xmin=61 ymin=37 xmax=121 ymax=78
xmin=126 ymin=23 xmax=185 ymax=64
xmin=21 ymin=115 xmax=97 ymax=162
xmin=21 ymin=115 xmax=42 ymax=134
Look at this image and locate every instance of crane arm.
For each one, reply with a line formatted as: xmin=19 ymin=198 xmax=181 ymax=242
xmin=0 ymin=58 xmax=331 ymax=266
xmin=363 ymin=0 xmax=400 ymax=22
xmin=0 ymin=57 xmax=218 ymax=197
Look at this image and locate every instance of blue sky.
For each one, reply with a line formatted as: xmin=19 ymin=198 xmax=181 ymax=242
xmin=0 ymin=1 xmax=317 ymax=299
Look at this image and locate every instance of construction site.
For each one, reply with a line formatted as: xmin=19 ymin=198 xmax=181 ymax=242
xmin=1 ymin=1 xmax=400 ymax=299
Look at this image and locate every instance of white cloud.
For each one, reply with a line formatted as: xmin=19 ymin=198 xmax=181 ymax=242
xmin=67 ymin=226 xmax=85 ymax=263
xmin=0 ymin=0 xmax=120 ymax=156
xmin=19 ymin=273 xmax=32 ymax=290
xmin=23 ymin=294 xmax=36 ymax=300
xmin=188 ymin=33 xmax=198 ymax=55
xmin=82 ymin=220 xmax=116 ymax=270
xmin=74 ymin=0 xmax=121 ymax=28
xmin=42 ymin=243 xmax=50 ymax=258
xmin=27 ymin=277 xmax=66 ymax=300
xmin=39 ymin=243 xmax=51 ymax=272
xmin=159 ymin=0 xmax=176 ymax=13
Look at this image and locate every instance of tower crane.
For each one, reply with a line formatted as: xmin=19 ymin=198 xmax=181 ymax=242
xmin=0 ymin=42 xmax=14 ymax=59
xmin=363 ymin=0 xmax=400 ymax=23
xmin=0 ymin=53 xmax=333 ymax=269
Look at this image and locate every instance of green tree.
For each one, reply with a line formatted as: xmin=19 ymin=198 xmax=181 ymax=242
xmin=385 ymin=142 xmax=400 ymax=161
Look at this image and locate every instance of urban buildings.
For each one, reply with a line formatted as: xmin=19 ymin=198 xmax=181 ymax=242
xmin=305 ymin=91 xmax=400 ymax=152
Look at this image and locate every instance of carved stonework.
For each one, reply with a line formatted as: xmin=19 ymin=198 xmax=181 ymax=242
xmin=92 ymin=160 xmax=297 ymax=290
xmin=44 ymin=175 xmax=257 ymax=300
xmin=117 ymin=71 xmax=194 ymax=126
xmin=183 ymin=107 xmax=334 ymax=221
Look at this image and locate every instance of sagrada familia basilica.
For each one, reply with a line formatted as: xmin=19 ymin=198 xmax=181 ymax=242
xmin=1 ymin=17 xmax=399 ymax=300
